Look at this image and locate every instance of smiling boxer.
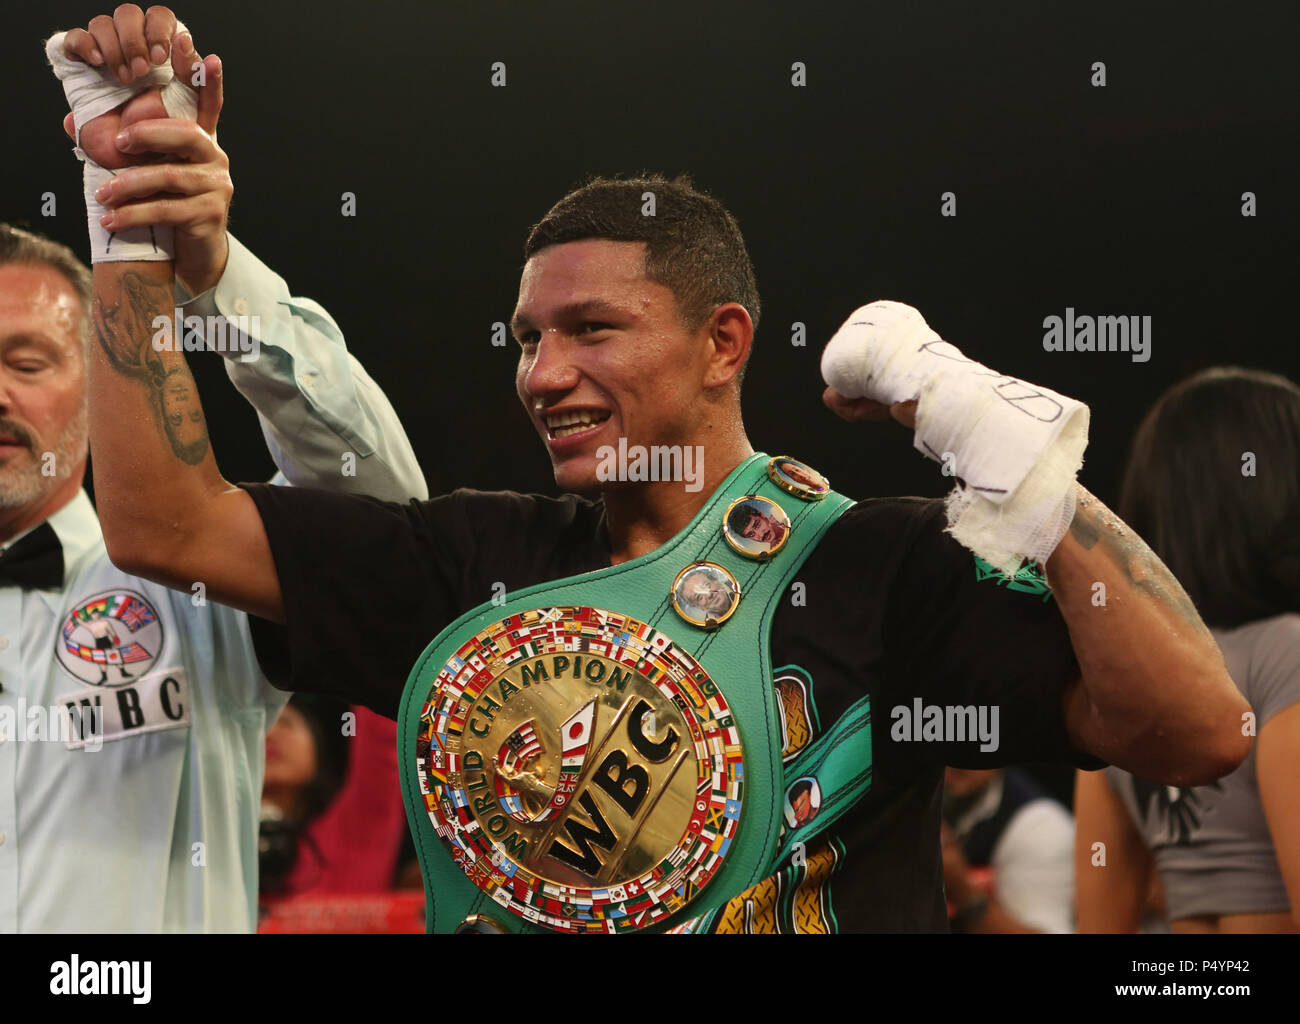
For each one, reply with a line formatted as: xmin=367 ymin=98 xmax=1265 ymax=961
xmin=78 ymin=160 xmax=1249 ymax=931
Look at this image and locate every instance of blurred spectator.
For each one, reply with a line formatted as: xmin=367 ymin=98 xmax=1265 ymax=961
xmin=942 ymin=767 xmax=1075 ymax=933
xmin=260 ymin=697 xmax=406 ymax=898
xmin=1076 ymin=368 xmax=1300 ymax=933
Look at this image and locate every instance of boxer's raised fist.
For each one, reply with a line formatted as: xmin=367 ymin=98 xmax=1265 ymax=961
xmin=49 ymin=16 xmax=229 ymax=292
xmin=65 ymin=90 xmax=167 ymax=170
xmin=60 ymin=21 xmax=202 ymax=169
xmin=62 ymin=5 xmax=180 ymax=86
xmin=820 ymin=299 xmax=949 ymax=406
xmin=819 ymin=298 xmax=1090 ymax=571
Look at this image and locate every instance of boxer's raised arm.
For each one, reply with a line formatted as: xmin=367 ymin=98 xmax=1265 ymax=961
xmin=62 ymin=20 xmax=426 ymax=503
xmin=91 ymin=260 xmax=285 ymax=621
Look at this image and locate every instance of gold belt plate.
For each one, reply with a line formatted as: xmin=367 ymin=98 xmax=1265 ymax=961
xmin=415 ymin=606 xmax=745 ymax=933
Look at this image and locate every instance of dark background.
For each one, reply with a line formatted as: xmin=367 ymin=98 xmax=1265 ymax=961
xmin=5 ymin=1 xmax=1297 ymax=802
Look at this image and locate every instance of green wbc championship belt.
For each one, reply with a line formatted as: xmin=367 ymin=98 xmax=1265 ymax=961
xmin=398 ymin=452 xmax=854 ymax=933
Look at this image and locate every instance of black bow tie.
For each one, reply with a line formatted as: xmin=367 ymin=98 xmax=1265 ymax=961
xmin=0 ymin=521 xmax=64 ymax=590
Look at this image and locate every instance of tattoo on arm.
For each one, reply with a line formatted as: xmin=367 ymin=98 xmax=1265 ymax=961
xmin=93 ymin=271 xmax=210 ymax=466
xmin=1068 ymin=491 xmax=1211 ymax=640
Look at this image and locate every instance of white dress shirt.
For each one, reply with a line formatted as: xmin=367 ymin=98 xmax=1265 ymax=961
xmin=0 ymin=233 xmax=424 ymax=932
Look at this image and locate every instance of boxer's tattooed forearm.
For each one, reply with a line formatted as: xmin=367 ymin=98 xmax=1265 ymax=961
xmin=1069 ymin=492 xmax=1210 ymax=640
xmin=1068 ymin=502 xmax=1102 ymax=549
xmin=94 ymin=272 xmax=210 ymax=466
xmin=93 ymin=271 xmax=166 ymax=378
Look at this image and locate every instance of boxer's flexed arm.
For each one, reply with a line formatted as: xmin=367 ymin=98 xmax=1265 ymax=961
xmin=823 ymin=302 xmax=1250 ymax=787
xmin=91 ymin=259 xmax=284 ymax=621
xmin=841 ymin=390 xmax=1245 ymax=786
xmin=1043 ymin=488 xmax=1249 ymax=785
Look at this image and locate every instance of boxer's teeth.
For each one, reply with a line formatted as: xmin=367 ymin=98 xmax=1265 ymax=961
xmin=552 ymin=417 xmax=608 ymax=438
xmin=545 ymin=410 xmax=611 ymax=436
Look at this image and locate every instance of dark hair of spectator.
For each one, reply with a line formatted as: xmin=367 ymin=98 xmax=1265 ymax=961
xmin=1119 ymin=366 xmax=1300 ymax=628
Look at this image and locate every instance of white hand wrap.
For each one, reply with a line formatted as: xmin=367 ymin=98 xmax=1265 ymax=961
xmin=45 ymin=25 xmax=197 ymax=263
xmin=821 ymin=300 xmax=1089 ymax=572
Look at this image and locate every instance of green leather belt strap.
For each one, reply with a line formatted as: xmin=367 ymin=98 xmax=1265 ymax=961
xmin=771 ymin=693 xmax=872 ymax=865
xmin=683 ymin=693 xmax=873 ymax=935
xmin=398 ymin=453 xmax=856 ymax=933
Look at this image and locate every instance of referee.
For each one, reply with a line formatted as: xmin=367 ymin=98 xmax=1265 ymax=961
xmin=1 ymin=7 xmax=423 ymax=934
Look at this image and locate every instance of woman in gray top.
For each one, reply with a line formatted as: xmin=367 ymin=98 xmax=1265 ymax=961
xmin=1075 ymin=367 xmax=1300 ymax=933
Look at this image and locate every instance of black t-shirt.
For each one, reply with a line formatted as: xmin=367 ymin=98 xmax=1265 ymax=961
xmin=243 ymin=482 xmax=1102 ymax=933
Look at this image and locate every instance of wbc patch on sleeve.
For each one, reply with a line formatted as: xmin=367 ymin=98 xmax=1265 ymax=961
xmin=56 ymin=667 xmax=192 ymax=750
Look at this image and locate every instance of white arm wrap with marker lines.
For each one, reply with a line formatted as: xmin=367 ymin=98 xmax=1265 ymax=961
xmin=45 ymin=25 xmax=198 ymax=263
xmin=821 ymin=300 xmax=1089 ymax=571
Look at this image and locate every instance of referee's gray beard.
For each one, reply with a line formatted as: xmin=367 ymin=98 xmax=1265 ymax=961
xmin=0 ymin=403 xmax=88 ymax=509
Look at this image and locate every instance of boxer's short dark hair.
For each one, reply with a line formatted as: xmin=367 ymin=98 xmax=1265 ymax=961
xmin=1119 ymin=366 xmax=1300 ymax=628
xmin=0 ymin=222 xmax=93 ymax=352
xmin=524 ymin=174 xmax=761 ymax=376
